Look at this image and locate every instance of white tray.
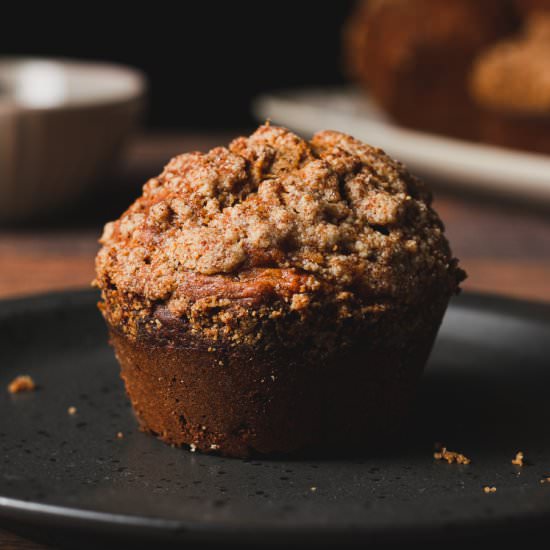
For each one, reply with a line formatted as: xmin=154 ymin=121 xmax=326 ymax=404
xmin=253 ymin=88 xmax=550 ymax=204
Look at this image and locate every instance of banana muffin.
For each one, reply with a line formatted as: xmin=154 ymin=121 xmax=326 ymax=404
xmin=343 ymin=0 xmax=517 ymax=140
xmin=470 ymin=13 xmax=550 ymax=154
xmin=95 ymin=124 xmax=464 ymax=458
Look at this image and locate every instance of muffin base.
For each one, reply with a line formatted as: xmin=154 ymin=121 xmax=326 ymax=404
xmin=107 ymin=295 xmax=449 ymax=458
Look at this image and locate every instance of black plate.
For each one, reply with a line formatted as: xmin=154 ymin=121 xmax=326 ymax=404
xmin=1 ymin=290 xmax=550 ymax=545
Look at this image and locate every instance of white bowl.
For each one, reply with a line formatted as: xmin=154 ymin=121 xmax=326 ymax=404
xmin=0 ymin=58 xmax=147 ymax=222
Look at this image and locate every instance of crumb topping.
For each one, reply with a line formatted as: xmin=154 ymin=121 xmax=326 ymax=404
xmin=8 ymin=375 xmax=36 ymax=394
xmin=471 ymin=14 xmax=550 ymax=114
xmin=95 ymin=125 xmax=463 ymax=345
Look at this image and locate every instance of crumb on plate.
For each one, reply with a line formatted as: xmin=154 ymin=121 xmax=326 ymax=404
xmin=8 ymin=375 xmax=36 ymax=394
xmin=434 ymin=445 xmax=471 ymax=465
xmin=511 ymin=451 xmax=524 ymax=466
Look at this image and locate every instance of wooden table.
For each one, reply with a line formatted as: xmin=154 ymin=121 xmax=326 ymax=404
xmin=1 ymin=133 xmax=550 ymax=549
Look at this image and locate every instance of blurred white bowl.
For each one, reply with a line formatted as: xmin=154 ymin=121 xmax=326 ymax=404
xmin=0 ymin=58 xmax=147 ymax=223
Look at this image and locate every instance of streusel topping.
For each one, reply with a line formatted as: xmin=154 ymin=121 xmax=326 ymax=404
xmin=96 ymin=125 xmax=461 ymax=317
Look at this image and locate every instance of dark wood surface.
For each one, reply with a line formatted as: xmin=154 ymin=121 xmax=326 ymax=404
xmin=1 ymin=132 xmax=550 ymax=549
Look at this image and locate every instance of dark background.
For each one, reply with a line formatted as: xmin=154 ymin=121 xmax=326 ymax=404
xmin=1 ymin=2 xmax=354 ymax=130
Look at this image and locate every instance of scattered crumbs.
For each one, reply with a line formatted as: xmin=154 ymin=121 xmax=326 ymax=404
xmin=483 ymin=486 xmax=497 ymax=493
xmin=511 ymin=451 xmax=524 ymax=467
xmin=210 ymin=444 xmax=220 ymax=450
xmin=67 ymin=406 xmax=77 ymax=415
xmin=433 ymin=445 xmax=471 ymax=465
xmin=8 ymin=375 xmax=36 ymax=394
xmin=116 ymin=432 xmax=124 ymax=439
xmin=540 ymin=477 xmax=550 ymax=484
xmin=189 ymin=443 xmax=197 ymax=453
xmin=310 ymin=486 xmax=317 ymax=492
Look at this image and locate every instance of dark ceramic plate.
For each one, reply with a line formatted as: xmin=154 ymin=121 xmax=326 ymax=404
xmin=1 ymin=290 xmax=550 ymax=546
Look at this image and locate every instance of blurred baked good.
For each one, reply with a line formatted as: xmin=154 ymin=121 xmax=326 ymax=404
xmin=515 ymin=0 xmax=550 ymax=17
xmin=470 ymin=13 xmax=550 ymax=154
xmin=343 ymin=0 xmax=518 ymax=139
xmin=95 ymin=124 xmax=464 ymax=458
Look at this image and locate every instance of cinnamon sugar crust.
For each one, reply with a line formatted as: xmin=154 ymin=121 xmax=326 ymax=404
xmin=95 ymin=125 xmax=463 ymax=347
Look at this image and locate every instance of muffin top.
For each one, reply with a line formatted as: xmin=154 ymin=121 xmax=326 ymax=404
xmin=470 ymin=13 xmax=550 ymax=115
xmin=95 ymin=125 xmax=462 ymax=341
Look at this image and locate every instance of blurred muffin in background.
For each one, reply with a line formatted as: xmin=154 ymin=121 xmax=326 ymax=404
xmin=525 ymin=9 xmax=550 ymax=38
xmin=515 ymin=0 xmax=550 ymax=16
xmin=343 ymin=0 xmax=518 ymax=140
xmin=470 ymin=13 xmax=550 ymax=155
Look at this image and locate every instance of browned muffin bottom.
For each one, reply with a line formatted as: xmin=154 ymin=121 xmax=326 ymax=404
xmin=95 ymin=124 xmax=464 ymax=458
xmin=470 ymin=13 xmax=550 ymax=154
xmin=343 ymin=0 xmax=518 ymax=140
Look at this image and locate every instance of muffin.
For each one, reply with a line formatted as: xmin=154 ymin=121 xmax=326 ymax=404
xmin=95 ymin=124 xmax=464 ymax=458
xmin=515 ymin=0 xmax=550 ymax=17
xmin=343 ymin=0 xmax=518 ymax=140
xmin=470 ymin=13 xmax=550 ymax=155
